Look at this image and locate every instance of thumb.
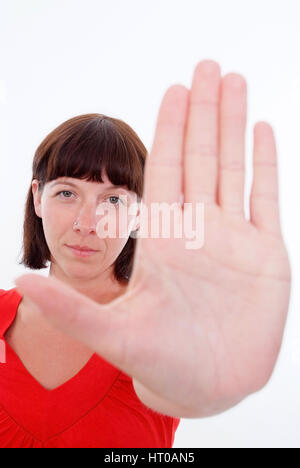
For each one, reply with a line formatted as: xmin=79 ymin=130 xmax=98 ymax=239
xmin=13 ymin=274 xmax=135 ymax=371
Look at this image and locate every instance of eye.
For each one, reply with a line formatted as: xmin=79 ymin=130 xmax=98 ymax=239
xmin=56 ymin=190 xmax=74 ymax=199
xmin=107 ymin=196 xmax=123 ymax=205
xmin=55 ymin=192 xmax=125 ymax=205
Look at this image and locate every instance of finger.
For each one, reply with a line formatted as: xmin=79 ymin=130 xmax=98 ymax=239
xmin=144 ymin=84 xmax=189 ymax=206
xmin=218 ymin=73 xmax=247 ymax=216
xmin=250 ymin=122 xmax=282 ymax=237
xmin=13 ymin=274 xmax=132 ymax=371
xmin=184 ymin=60 xmax=221 ymax=205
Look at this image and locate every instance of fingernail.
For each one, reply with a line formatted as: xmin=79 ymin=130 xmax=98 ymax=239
xmin=202 ymin=61 xmax=219 ymax=75
xmin=228 ymin=74 xmax=245 ymax=90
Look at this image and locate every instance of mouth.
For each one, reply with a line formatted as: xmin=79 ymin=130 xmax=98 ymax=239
xmin=66 ymin=245 xmax=99 ymax=258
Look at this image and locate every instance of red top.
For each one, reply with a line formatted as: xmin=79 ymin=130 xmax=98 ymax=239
xmin=0 ymin=288 xmax=180 ymax=448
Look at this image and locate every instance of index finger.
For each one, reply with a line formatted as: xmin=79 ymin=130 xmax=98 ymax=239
xmin=143 ymin=85 xmax=189 ymax=206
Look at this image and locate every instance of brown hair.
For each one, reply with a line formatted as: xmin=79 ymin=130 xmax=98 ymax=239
xmin=17 ymin=113 xmax=147 ymax=285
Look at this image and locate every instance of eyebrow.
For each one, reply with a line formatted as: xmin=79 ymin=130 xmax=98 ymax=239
xmin=51 ymin=180 xmax=129 ymax=191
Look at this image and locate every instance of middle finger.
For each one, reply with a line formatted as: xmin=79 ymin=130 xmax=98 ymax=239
xmin=184 ymin=60 xmax=221 ymax=206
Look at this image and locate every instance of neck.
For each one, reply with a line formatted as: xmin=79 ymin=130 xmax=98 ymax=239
xmin=48 ymin=262 xmax=128 ymax=305
xmin=18 ymin=264 xmax=128 ymax=332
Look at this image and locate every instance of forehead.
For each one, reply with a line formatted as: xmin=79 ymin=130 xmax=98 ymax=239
xmin=50 ymin=176 xmax=129 ymax=191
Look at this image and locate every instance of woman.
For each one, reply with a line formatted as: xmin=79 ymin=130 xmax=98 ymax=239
xmin=0 ymin=59 xmax=292 ymax=448
xmin=0 ymin=112 xmax=180 ymax=448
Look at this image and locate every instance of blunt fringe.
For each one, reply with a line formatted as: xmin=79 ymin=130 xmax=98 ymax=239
xmin=17 ymin=113 xmax=147 ymax=285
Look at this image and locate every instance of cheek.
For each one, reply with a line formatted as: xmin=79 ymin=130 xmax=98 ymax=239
xmin=96 ymin=206 xmax=133 ymax=239
xmin=115 ymin=209 xmax=133 ymax=237
xmin=41 ymin=203 xmax=72 ymax=239
xmin=102 ymin=236 xmax=130 ymax=265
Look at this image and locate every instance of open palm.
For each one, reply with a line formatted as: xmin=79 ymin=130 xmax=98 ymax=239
xmin=15 ymin=60 xmax=291 ymax=418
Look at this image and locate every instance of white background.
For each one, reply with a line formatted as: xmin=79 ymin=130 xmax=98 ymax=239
xmin=0 ymin=0 xmax=299 ymax=448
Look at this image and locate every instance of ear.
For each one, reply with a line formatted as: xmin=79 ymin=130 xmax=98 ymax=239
xmin=31 ymin=179 xmax=43 ymax=219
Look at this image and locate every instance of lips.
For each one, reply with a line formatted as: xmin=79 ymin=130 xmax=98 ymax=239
xmin=66 ymin=245 xmax=98 ymax=252
xmin=66 ymin=245 xmax=99 ymax=258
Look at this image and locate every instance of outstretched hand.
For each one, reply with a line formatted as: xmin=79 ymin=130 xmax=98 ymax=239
xmin=15 ymin=60 xmax=291 ymax=418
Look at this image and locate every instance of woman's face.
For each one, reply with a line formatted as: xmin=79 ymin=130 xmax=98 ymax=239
xmin=31 ymin=170 xmax=140 ymax=281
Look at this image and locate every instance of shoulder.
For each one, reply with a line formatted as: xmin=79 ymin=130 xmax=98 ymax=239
xmin=0 ymin=288 xmax=21 ymax=309
xmin=0 ymin=288 xmax=21 ymax=335
xmin=0 ymin=289 xmax=9 ymax=301
xmin=0 ymin=288 xmax=16 ymax=299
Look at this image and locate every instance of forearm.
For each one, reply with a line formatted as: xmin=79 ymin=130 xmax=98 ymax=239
xmin=132 ymin=378 xmax=246 ymax=419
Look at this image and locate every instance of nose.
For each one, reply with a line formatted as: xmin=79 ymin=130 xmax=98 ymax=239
xmin=73 ymin=205 xmax=99 ymax=235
